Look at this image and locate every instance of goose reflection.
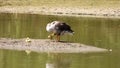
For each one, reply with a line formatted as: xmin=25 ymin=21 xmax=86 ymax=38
xmin=46 ymin=53 xmax=71 ymax=68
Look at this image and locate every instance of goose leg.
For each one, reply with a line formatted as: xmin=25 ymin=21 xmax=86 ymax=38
xmin=56 ymin=35 xmax=60 ymax=42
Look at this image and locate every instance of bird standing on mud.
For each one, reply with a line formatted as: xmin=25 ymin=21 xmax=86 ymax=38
xmin=46 ymin=21 xmax=74 ymax=42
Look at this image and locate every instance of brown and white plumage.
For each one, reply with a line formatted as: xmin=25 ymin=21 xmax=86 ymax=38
xmin=46 ymin=21 xmax=74 ymax=41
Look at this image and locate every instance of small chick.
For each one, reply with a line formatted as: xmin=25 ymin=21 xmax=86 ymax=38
xmin=25 ymin=37 xmax=31 ymax=43
xmin=109 ymin=49 xmax=112 ymax=52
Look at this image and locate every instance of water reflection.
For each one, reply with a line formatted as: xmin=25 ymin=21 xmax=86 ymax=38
xmin=46 ymin=53 xmax=71 ymax=68
xmin=0 ymin=49 xmax=120 ymax=68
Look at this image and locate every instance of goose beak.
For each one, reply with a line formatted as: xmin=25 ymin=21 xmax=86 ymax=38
xmin=48 ymin=35 xmax=52 ymax=39
xmin=48 ymin=33 xmax=55 ymax=40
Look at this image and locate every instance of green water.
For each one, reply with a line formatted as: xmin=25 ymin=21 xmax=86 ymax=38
xmin=0 ymin=13 xmax=120 ymax=68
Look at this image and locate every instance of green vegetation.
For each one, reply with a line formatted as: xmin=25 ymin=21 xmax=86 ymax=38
xmin=0 ymin=0 xmax=120 ymax=8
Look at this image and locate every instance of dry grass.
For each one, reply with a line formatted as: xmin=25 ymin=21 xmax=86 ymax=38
xmin=0 ymin=0 xmax=120 ymax=8
xmin=0 ymin=0 xmax=120 ymax=17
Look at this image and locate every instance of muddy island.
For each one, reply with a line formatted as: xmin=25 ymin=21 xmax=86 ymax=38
xmin=0 ymin=38 xmax=108 ymax=53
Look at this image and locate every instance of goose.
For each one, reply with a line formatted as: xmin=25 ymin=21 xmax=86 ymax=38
xmin=46 ymin=21 xmax=74 ymax=42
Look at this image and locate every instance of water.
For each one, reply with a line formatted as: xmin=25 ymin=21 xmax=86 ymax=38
xmin=0 ymin=13 xmax=120 ymax=68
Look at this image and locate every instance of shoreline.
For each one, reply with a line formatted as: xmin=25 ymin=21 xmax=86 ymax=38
xmin=0 ymin=6 xmax=120 ymax=18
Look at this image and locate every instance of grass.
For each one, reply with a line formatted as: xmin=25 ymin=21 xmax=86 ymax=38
xmin=0 ymin=0 xmax=120 ymax=8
